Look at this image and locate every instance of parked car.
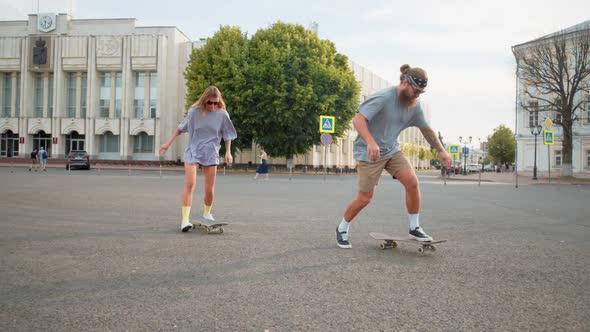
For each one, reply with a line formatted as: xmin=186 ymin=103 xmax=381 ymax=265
xmin=483 ymin=164 xmax=495 ymax=172
xmin=467 ymin=164 xmax=481 ymax=173
xmin=442 ymin=164 xmax=462 ymax=175
xmin=65 ymin=150 xmax=90 ymax=170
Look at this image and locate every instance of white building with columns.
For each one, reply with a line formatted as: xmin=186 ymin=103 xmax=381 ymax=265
xmin=0 ymin=13 xmax=192 ymax=160
xmin=1 ymin=14 xmax=432 ymax=167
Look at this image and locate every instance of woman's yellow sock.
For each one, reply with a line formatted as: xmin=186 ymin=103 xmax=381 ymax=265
xmin=182 ymin=206 xmax=191 ymax=222
xmin=203 ymin=205 xmax=212 ymax=216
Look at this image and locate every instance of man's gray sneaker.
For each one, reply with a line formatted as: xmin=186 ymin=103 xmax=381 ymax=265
xmin=336 ymin=226 xmax=352 ymax=249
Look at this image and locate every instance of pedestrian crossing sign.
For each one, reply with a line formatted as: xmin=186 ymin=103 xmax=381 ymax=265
xmin=543 ymin=130 xmax=554 ymax=146
xmin=448 ymin=144 xmax=460 ymax=156
xmin=319 ymin=116 xmax=335 ymax=133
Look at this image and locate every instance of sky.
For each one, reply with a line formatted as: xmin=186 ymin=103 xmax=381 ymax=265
xmin=1 ymin=0 xmax=589 ymax=147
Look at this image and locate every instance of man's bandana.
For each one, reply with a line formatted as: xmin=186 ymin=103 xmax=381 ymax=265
xmin=405 ymin=75 xmax=427 ymax=89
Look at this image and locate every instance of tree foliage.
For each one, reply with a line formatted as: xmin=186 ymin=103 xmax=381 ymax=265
xmin=184 ymin=22 xmax=360 ymax=160
xmin=184 ymin=26 xmax=251 ymax=153
xmin=513 ymin=28 xmax=590 ymax=176
xmin=487 ymin=125 xmax=516 ymax=164
xmin=245 ymin=22 xmax=359 ymax=159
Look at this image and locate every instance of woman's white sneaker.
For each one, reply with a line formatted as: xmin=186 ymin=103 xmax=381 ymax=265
xmin=181 ymin=220 xmax=193 ymax=232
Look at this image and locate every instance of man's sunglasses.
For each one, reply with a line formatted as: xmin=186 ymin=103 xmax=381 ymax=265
xmin=206 ymin=101 xmax=219 ymax=105
xmin=409 ymin=83 xmax=426 ymax=95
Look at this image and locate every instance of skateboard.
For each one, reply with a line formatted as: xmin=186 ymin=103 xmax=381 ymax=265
xmin=192 ymin=217 xmax=228 ymax=234
xmin=369 ymin=232 xmax=447 ymax=254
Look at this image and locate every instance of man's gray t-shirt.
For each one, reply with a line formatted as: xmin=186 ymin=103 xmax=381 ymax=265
xmin=178 ymin=107 xmax=237 ymax=165
xmin=353 ymin=86 xmax=429 ymax=162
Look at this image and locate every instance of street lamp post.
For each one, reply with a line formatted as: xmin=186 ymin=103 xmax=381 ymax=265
xmin=479 ymin=138 xmax=486 ymax=171
xmin=459 ymin=136 xmax=472 ymax=175
xmin=530 ymin=125 xmax=542 ymax=180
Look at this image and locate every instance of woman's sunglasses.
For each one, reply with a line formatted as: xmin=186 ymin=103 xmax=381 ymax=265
xmin=206 ymin=101 xmax=219 ymax=105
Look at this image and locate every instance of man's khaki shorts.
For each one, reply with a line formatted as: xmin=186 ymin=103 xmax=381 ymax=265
xmin=357 ymin=152 xmax=412 ymax=192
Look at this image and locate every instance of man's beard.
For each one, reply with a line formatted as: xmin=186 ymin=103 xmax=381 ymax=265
xmin=399 ymin=89 xmax=418 ymax=107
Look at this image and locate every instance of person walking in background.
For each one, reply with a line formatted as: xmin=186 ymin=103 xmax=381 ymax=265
xmin=253 ymin=148 xmax=269 ymax=181
xmin=159 ymin=86 xmax=237 ymax=232
xmin=29 ymin=149 xmax=38 ymax=172
xmin=38 ymin=146 xmax=48 ymax=172
xmin=336 ymin=64 xmax=452 ymax=249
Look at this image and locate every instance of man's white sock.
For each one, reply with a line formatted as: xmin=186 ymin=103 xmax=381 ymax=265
xmin=409 ymin=214 xmax=419 ymax=230
xmin=338 ymin=218 xmax=350 ymax=233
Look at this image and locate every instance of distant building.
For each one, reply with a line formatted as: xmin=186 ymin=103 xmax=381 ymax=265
xmin=512 ymin=21 xmax=590 ymax=176
xmin=0 ymin=13 xmax=192 ymax=160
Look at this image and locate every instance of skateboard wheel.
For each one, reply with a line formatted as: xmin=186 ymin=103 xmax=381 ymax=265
xmin=417 ymin=247 xmax=424 ymax=254
xmin=206 ymin=228 xmax=211 ymax=234
xmin=219 ymin=227 xmax=224 ymax=234
xmin=390 ymin=241 xmax=397 ymax=249
xmin=430 ymin=245 xmax=436 ymax=251
xmin=379 ymin=243 xmax=387 ymax=250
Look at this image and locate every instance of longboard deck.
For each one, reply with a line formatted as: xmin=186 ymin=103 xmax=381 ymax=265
xmin=192 ymin=218 xmax=229 ymax=234
xmin=369 ymin=232 xmax=447 ymax=253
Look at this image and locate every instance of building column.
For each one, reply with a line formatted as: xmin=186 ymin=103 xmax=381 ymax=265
xmin=53 ymin=37 xmax=64 ymax=157
xmin=121 ymin=36 xmax=132 ymax=159
xmin=86 ymin=36 xmax=97 ymax=158
xmin=10 ymin=72 xmax=17 ymax=118
xmin=42 ymin=72 xmax=49 ymax=119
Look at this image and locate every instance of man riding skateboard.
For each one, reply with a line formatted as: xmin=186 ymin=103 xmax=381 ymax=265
xmin=336 ymin=64 xmax=452 ymax=249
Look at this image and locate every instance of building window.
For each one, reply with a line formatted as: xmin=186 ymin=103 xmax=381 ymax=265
xmin=583 ymin=95 xmax=590 ymax=125
xmin=98 ymin=72 xmax=122 ymax=118
xmin=48 ymin=73 xmax=54 ymax=117
xmin=0 ymin=130 xmax=19 ymax=157
xmin=65 ymin=72 xmax=86 ymax=118
xmin=34 ymin=73 xmax=43 ymax=117
xmin=99 ymin=131 xmax=120 ymax=153
xmin=81 ymin=73 xmax=87 ymax=118
xmin=65 ymin=131 xmax=85 ymax=154
xmin=33 ymin=131 xmax=51 ymax=155
xmin=67 ymin=72 xmax=77 ymax=117
xmin=134 ymin=72 xmax=145 ymax=118
xmin=99 ymin=72 xmax=111 ymax=118
xmin=115 ymin=72 xmax=122 ymax=118
xmin=15 ymin=73 xmax=20 ymax=117
xmin=555 ymin=150 xmax=562 ymax=167
xmin=528 ymin=101 xmax=539 ymax=128
xmin=554 ymin=98 xmax=563 ymax=124
xmin=133 ymin=132 xmax=153 ymax=153
xmin=133 ymin=71 xmax=157 ymax=119
xmin=33 ymin=73 xmax=54 ymax=118
xmin=587 ymin=150 xmax=590 ymax=168
xmin=149 ymin=72 xmax=157 ymax=119
xmin=2 ymin=73 xmax=11 ymax=117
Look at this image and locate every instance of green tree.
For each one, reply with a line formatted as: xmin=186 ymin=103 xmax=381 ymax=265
xmin=184 ymin=26 xmax=251 ymax=153
xmin=487 ymin=125 xmax=516 ymax=164
xmin=418 ymin=147 xmax=428 ymax=161
xmin=245 ymin=22 xmax=359 ymax=160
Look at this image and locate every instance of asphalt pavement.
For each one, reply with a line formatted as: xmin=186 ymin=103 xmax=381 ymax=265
xmin=1 ymin=168 xmax=589 ymax=331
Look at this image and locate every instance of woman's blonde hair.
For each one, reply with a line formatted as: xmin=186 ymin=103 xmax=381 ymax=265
xmin=191 ymin=86 xmax=226 ymax=110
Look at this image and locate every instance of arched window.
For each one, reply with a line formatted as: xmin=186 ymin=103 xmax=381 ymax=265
xmin=65 ymin=131 xmax=85 ymax=154
xmin=133 ymin=132 xmax=153 ymax=153
xmin=33 ymin=130 xmax=51 ymax=156
xmin=1 ymin=130 xmax=19 ymax=157
xmin=99 ymin=131 xmax=120 ymax=153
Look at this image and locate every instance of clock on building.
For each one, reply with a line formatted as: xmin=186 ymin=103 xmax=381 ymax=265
xmin=37 ymin=14 xmax=56 ymax=32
